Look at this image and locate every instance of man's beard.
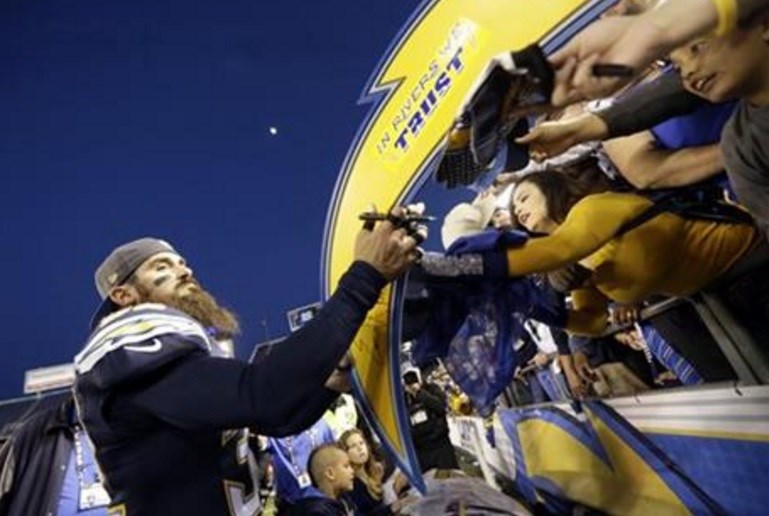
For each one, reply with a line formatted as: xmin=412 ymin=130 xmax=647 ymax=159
xmin=136 ymin=280 xmax=241 ymax=338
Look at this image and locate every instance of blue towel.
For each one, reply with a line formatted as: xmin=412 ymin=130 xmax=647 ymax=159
xmin=413 ymin=231 xmax=566 ymax=415
xmin=446 ymin=228 xmax=528 ymax=255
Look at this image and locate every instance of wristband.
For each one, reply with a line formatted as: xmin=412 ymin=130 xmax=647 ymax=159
xmin=712 ymin=0 xmax=738 ymax=36
xmin=419 ymin=252 xmax=484 ymax=276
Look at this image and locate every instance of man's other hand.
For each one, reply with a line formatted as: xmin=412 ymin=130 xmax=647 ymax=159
xmin=515 ymin=113 xmax=608 ymax=161
xmin=355 ymin=206 xmax=423 ymax=280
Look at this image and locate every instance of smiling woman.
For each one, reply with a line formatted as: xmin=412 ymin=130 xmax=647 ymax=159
xmin=510 ymin=171 xmax=596 ymax=234
xmin=511 ymin=181 xmax=554 ymax=234
xmin=498 ymin=170 xmax=760 ymax=336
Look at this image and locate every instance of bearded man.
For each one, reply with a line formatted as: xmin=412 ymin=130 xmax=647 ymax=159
xmin=73 ymin=212 xmax=419 ymax=515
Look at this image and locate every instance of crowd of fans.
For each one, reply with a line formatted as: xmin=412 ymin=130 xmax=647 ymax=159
xmin=240 ymin=371 xmax=464 ymax=515
xmin=417 ymin=0 xmax=769 ymax=407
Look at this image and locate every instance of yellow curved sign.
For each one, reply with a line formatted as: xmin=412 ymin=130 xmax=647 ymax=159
xmin=321 ymin=0 xmax=617 ymax=488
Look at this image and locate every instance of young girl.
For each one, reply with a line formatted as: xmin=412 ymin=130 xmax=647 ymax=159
xmin=338 ymin=429 xmax=390 ymax=515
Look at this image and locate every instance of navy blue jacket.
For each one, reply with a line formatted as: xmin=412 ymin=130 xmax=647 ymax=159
xmin=0 ymin=396 xmax=88 ymax=516
xmin=289 ymin=495 xmax=355 ymax=515
xmin=73 ymin=262 xmax=386 ymax=515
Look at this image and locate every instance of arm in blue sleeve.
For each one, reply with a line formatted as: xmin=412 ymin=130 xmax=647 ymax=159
xmin=320 ymin=419 xmax=336 ymax=444
xmin=596 ymin=73 xmax=706 ymax=138
xmin=121 ymin=261 xmax=387 ymax=436
xmin=262 ymin=388 xmax=338 ymax=437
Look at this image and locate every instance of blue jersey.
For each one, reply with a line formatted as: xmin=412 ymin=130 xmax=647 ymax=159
xmin=73 ymin=262 xmax=387 ymax=515
xmin=74 ymin=304 xmax=262 ymax=515
xmin=269 ymin=418 xmax=336 ymax=504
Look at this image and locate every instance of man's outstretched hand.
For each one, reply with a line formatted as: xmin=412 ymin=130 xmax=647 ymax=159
xmin=547 ymin=0 xmax=721 ymax=106
xmin=355 ymin=206 xmax=425 ymax=281
xmin=515 ymin=113 xmax=608 ymax=161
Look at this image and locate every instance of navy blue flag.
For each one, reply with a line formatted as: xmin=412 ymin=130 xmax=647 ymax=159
xmin=412 ymin=230 xmax=566 ymax=414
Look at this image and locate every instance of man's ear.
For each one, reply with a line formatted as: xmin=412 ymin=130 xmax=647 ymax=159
xmin=324 ymin=465 xmax=336 ymax=483
xmin=109 ymin=284 xmax=141 ymax=307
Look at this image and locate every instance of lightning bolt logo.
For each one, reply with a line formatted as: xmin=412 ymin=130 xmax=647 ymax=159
xmin=321 ymin=0 xmax=617 ymax=490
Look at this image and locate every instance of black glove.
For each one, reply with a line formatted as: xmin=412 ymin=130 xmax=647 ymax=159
xmin=435 ymin=44 xmax=553 ymax=189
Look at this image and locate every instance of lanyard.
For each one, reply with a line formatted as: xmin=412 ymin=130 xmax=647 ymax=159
xmin=72 ymin=425 xmax=111 ymax=510
xmin=72 ymin=425 xmax=102 ymax=489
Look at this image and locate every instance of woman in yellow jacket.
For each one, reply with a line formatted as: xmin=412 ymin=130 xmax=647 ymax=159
xmin=509 ymin=170 xmax=761 ymax=335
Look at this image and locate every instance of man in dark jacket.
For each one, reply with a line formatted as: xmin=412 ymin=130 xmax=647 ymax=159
xmin=289 ymin=444 xmax=356 ymax=515
xmin=0 ymin=395 xmax=108 ymax=516
xmin=74 ymin=213 xmax=419 ymax=515
xmin=403 ymin=371 xmax=458 ymax=472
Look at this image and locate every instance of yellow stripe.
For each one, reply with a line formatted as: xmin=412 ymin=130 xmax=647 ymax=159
xmin=712 ymin=0 xmax=738 ymax=35
xmin=100 ymin=320 xmax=159 ymax=341
xmin=639 ymin=425 xmax=769 ymax=443
xmin=518 ymin=417 xmax=690 ymax=515
xmin=107 ymin=504 xmax=126 ymax=516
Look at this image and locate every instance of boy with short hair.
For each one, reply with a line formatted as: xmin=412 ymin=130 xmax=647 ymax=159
xmin=289 ymin=444 xmax=356 ymax=515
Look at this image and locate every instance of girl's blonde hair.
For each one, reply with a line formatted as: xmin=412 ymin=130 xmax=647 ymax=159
xmin=338 ymin=428 xmax=384 ymax=500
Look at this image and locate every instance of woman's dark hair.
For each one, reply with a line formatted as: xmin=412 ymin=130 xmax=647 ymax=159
xmin=554 ymin=155 xmax=614 ymax=193
xmin=514 ymin=163 xmax=608 ymax=224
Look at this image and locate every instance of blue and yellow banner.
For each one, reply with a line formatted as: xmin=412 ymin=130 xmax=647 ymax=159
xmin=321 ymin=0 xmax=617 ymax=489
xmin=497 ymin=400 xmax=762 ymax=514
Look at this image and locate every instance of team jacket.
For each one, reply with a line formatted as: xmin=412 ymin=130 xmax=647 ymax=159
xmin=0 ymin=395 xmax=86 ymax=516
xmin=73 ymin=261 xmax=386 ymax=515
